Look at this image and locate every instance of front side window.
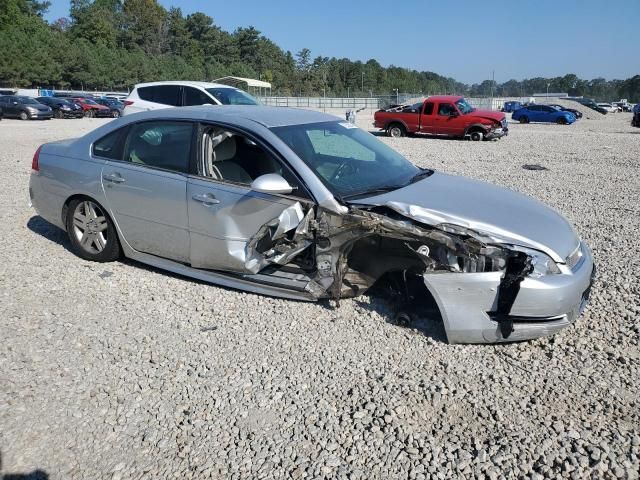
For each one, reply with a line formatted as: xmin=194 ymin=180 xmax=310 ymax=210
xmin=200 ymin=127 xmax=304 ymax=194
xmin=123 ymin=121 xmax=193 ymax=173
xmin=184 ymin=87 xmax=215 ymax=106
xmin=205 ymin=88 xmax=259 ymax=105
xmin=272 ymin=121 xmax=421 ymax=198
xmin=437 ymin=103 xmax=456 ymax=116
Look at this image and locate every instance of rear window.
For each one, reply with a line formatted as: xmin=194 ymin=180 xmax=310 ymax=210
xmin=138 ymin=85 xmax=181 ymax=106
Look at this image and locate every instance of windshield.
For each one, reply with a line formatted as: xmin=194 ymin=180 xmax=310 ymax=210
xmin=17 ymin=96 xmax=39 ymax=105
xmin=455 ymin=98 xmax=474 ymax=114
xmin=205 ymin=88 xmax=259 ymax=105
xmin=271 ymin=121 xmax=423 ymax=199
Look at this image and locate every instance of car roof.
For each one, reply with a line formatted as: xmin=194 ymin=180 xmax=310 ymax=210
xmin=133 ymin=81 xmax=237 ymax=90
xmin=120 ymin=106 xmax=341 ymax=128
xmin=426 ymin=95 xmax=463 ymax=102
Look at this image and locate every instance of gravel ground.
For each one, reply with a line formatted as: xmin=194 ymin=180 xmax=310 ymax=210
xmin=1 ymin=112 xmax=639 ymax=479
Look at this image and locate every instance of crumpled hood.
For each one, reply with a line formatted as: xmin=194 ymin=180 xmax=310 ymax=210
xmin=351 ymin=172 xmax=579 ymax=262
xmin=469 ymin=109 xmax=505 ymax=122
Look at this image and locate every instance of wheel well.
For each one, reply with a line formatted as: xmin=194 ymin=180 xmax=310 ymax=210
xmin=61 ymin=194 xmax=112 ymax=231
xmin=386 ymin=121 xmax=406 ymax=131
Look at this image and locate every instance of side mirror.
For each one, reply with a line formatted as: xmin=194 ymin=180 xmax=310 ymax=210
xmin=250 ymin=173 xmax=293 ymax=195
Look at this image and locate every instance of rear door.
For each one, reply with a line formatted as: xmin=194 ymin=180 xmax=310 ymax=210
xmin=182 ymin=86 xmax=219 ymax=106
xmin=418 ymin=101 xmax=435 ymax=134
xmin=99 ymin=120 xmax=195 ymax=262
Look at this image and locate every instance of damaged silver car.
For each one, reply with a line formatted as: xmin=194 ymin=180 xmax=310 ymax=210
xmin=29 ymin=106 xmax=595 ymax=343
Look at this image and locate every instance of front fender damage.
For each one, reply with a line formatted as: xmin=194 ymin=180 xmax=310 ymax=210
xmin=244 ymin=203 xmax=534 ymax=342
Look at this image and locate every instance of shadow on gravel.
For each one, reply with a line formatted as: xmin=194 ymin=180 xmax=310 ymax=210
xmin=27 ymin=215 xmax=70 ymax=251
xmin=0 ymin=451 xmax=49 ymax=480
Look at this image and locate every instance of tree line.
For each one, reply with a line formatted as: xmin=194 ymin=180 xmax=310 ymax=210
xmin=1 ymin=0 xmax=638 ymax=102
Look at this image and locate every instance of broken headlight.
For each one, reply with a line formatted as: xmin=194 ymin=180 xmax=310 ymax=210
xmin=519 ymin=247 xmax=561 ymax=277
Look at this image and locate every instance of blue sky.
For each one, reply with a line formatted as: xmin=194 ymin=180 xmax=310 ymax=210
xmin=44 ymin=0 xmax=640 ymax=84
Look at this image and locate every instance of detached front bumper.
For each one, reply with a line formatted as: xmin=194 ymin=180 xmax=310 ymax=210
xmin=485 ymin=125 xmax=508 ymax=140
xmin=423 ymin=242 xmax=595 ymax=344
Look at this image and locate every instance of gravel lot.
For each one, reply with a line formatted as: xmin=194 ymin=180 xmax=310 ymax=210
xmin=1 ymin=112 xmax=639 ymax=479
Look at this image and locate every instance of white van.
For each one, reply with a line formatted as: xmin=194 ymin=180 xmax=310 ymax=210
xmin=123 ymin=81 xmax=259 ymax=115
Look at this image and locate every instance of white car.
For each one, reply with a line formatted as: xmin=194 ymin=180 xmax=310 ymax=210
xmin=123 ymin=81 xmax=259 ymax=115
xmin=596 ymin=103 xmax=617 ymax=113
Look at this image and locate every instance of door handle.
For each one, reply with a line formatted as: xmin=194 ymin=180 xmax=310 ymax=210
xmin=103 ymin=173 xmax=126 ymax=183
xmin=192 ymin=193 xmax=220 ymax=206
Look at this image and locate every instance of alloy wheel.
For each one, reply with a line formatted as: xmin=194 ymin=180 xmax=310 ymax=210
xmin=72 ymin=200 xmax=109 ymax=254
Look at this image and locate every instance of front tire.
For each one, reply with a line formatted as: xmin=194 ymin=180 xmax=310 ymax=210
xmin=387 ymin=123 xmax=406 ymax=138
xmin=112 ymin=110 xmax=120 ymax=118
xmin=84 ymin=109 xmax=94 ymax=118
xmin=469 ymin=130 xmax=483 ymax=141
xmin=20 ymin=111 xmax=29 ymax=120
xmin=556 ymin=117 xmax=568 ymax=125
xmin=66 ymin=198 xmax=121 ymax=262
xmin=55 ymin=110 xmax=63 ymax=119
xmin=519 ymin=116 xmax=529 ymax=124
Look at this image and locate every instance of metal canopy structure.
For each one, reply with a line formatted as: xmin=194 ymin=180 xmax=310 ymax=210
xmin=213 ymin=76 xmax=271 ymax=97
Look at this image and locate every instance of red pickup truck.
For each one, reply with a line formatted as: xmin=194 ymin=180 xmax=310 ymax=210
xmin=374 ymin=95 xmax=508 ymax=141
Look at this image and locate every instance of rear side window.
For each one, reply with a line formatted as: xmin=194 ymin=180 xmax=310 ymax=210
xmin=183 ymin=87 xmax=215 ymax=106
xmin=123 ymin=121 xmax=193 ymax=173
xmin=93 ymin=128 xmax=127 ymax=160
xmin=423 ymin=102 xmax=434 ymax=115
xmin=137 ymin=85 xmax=181 ymax=106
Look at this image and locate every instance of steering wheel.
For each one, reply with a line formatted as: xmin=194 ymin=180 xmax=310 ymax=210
xmin=329 ymin=160 xmax=355 ymax=183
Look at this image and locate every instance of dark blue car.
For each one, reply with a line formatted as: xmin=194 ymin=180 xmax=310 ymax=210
xmin=512 ymin=104 xmax=576 ymax=124
xmin=501 ymin=101 xmax=522 ymax=113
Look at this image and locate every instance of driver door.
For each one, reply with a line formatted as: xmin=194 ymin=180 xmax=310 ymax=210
xmin=433 ymin=102 xmax=459 ymax=136
xmin=187 ymin=126 xmax=312 ymax=272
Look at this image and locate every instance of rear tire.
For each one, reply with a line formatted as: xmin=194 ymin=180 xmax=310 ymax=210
xmin=387 ymin=123 xmax=406 ymax=138
xmin=519 ymin=116 xmax=529 ymax=124
xmin=20 ymin=111 xmax=29 ymax=121
xmin=112 ymin=110 xmax=120 ymax=118
xmin=65 ymin=198 xmax=121 ymax=262
xmin=469 ymin=130 xmax=483 ymax=141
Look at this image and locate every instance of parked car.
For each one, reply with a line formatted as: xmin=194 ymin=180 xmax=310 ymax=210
xmin=512 ymin=104 xmax=576 ymax=124
xmin=0 ymin=95 xmax=52 ymax=120
xmin=612 ymin=102 xmax=631 ymax=112
xmin=569 ymin=98 xmax=608 ymax=115
xmin=95 ymin=97 xmax=124 ymax=118
xmin=29 ymin=106 xmax=594 ymax=344
xmin=36 ymin=96 xmax=84 ymax=118
xmin=632 ymin=103 xmax=640 ymax=127
xmin=0 ymin=105 xmax=3 ymax=120
xmin=597 ymin=103 xmax=617 ymax=114
xmin=123 ymin=81 xmax=260 ymax=115
xmin=70 ymin=97 xmax=113 ymax=118
xmin=548 ymin=104 xmax=582 ymax=119
xmin=501 ymin=101 xmax=522 ymax=113
xmin=374 ymin=95 xmax=508 ymax=140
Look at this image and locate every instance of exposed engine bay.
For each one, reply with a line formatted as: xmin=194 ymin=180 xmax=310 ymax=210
xmin=243 ymin=202 xmax=534 ymax=339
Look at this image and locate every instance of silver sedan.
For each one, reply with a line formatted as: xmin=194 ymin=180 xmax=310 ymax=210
xmin=29 ymin=106 xmax=595 ymax=343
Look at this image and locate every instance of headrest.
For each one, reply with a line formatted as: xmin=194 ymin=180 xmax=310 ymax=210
xmin=212 ymin=136 xmax=236 ymax=162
